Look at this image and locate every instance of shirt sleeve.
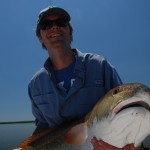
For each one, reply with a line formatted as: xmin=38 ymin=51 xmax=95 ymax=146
xmin=28 ymin=84 xmax=49 ymax=128
xmin=102 ymin=59 xmax=123 ymax=92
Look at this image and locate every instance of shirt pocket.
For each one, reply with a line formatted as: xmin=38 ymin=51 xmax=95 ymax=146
xmin=33 ymin=92 xmax=55 ymax=105
xmin=32 ymin=93 xmax=58 ymax=117
xmin=79 ymin=86 xmax=104 ymax=104
xmin=62 ymin=86 xmax=105 ymax=119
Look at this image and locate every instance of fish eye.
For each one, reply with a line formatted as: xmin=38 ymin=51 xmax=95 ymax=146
xmin=112 ymin=88 xmax=120 ymax=95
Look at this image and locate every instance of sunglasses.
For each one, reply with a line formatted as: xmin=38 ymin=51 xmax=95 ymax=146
xmin=39 ymin=18 xmax=69 ymax=30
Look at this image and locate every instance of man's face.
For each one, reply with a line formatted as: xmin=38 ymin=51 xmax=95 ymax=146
xmin=38 ymin=15 xmax=72 ymax=50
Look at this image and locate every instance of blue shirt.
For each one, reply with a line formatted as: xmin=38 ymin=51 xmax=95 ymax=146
xmin=53 ymin=59 xmax=76 ymax=93
xmin=28 ymin=49 xmax=122 ymax=128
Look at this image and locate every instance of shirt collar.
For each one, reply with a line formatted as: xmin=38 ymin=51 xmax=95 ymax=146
xmin=44 ymin=48 xmax=86 ymax=74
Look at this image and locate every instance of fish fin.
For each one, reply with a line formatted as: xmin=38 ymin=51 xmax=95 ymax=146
xmin=64 ymin=123 xmax=88 ymax=144
xmin=19 ymin=128 xmax=55 ymax=148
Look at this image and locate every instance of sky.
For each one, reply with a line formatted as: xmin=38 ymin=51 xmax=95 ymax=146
xmin=0 ymin=0 xmax=150 ymax=122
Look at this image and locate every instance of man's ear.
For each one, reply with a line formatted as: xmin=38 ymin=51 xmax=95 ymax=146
xmin=37 ymin=35 xmax=43 ymax=44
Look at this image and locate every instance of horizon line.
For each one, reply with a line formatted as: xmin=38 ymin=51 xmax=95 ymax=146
xmin=0 ymin=120 xmax=35 ymax=124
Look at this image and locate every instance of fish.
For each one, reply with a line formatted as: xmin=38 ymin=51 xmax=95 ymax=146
xmin=15 ymin=83 xmax=150 ymax=150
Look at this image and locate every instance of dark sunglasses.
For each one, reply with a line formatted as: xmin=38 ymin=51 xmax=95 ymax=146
xmin=39 ymin=18 xmax=69 ymax=30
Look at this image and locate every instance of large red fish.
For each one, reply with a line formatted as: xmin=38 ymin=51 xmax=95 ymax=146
xmin=14 ymin=83 xmax=150 ymax=150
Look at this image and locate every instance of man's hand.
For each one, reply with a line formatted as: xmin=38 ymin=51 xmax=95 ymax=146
xmin=91 ymin=137 xmax=121 ymax=150
xmin=91 ymin=137 xmax=142 ymax=150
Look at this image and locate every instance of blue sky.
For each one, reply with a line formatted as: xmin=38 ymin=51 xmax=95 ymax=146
xmin=0 ymin=0 xmax=150 ymax=122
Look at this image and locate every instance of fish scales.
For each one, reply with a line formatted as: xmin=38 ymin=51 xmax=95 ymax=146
xmin=20 ymin=120 xmax=84 ymax=150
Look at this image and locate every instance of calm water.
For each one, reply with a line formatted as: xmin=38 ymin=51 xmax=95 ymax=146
xmin=0 ymin=123 xmax=35 ymax=150
xmin=0 ymin=123 xmax=149 ymax=150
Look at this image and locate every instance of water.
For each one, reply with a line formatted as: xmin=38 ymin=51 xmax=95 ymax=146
xmin=0 ymin=123 xmax=149 ymax=150
xmin=0 ymin=123 xmax=35 ymax=150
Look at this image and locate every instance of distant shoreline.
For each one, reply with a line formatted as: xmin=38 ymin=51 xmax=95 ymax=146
xmin=0 ymin=120 xmax=35 ymax=124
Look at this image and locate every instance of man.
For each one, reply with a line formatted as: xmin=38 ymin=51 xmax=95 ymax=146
xmin=28 ymin=6 xmax=142 ymax=150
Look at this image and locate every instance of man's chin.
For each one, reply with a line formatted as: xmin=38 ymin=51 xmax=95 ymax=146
xmin=51 ymin=41 xmax=65 ymax=48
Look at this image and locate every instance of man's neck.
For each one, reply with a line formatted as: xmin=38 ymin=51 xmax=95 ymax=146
xmin=48 ymin=47 xmax=75 ymax=70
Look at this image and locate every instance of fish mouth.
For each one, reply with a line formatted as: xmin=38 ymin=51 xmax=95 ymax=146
xmin=114 ymin=101 xmax=150 ymax=115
